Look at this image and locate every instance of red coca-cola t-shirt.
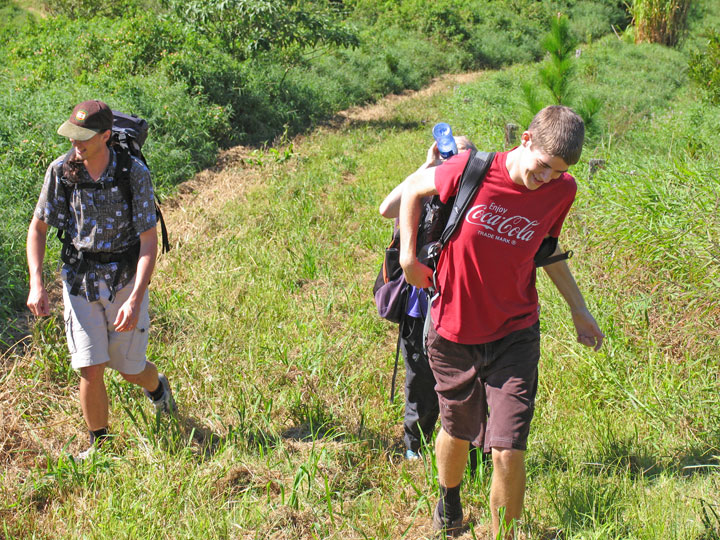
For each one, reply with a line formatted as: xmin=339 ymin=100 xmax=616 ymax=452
xmin=431 ymin=150 xmax=577 ymax=344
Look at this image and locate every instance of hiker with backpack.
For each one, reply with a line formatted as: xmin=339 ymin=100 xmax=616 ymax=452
xmin=398 ymin=106 xmax=604 ymax=537
xmin=379 ymin=136 xmax=476 ymax=462
xmin=26 ymin=100 xmax=175 ymax=460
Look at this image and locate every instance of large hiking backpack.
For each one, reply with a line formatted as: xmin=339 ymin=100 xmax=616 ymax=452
xmin=56 ymin=110 xmax=170 ymax=297
xmin=373 ymin=150 xmax=495 ymax=326
xmin=109 ymin=111 xmax=170 ymax=254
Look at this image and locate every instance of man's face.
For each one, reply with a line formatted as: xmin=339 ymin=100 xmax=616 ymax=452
xmin=518 ymin=135 xmax=569 ymax=191
xmin=70 ymin=130 xmax=109 ymax=162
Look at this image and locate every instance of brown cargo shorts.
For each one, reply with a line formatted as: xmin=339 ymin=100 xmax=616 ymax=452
xmin=426 ymin=321 xmax=540 ymax=451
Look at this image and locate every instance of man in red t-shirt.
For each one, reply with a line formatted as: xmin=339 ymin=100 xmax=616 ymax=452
xmin=399 ymin=106 xmax=604 ymax=537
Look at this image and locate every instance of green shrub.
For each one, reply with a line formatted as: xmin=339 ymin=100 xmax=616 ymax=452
xmin=571 ymin=36 xmax=687 ymax=138
xmin=0 ymin=0 xmax=35 ymax=30
xmin=567 ymin=0 xmax=632 ymax=43
xmin=163 ymin=0 xmax=358 ymax=60
xmin=42 ymin=0 xmax=145 ymax=18
xmin=688 ymin=29 xmax=720 ymax=104
xmin=349 ymin=0 xmax=630 ymax=69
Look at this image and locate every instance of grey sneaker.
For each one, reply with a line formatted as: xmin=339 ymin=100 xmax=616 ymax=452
xmin=432 ymin=499 xmax=463 ymax=535
xmin=144 ymin=373 xmax=176 ymax=414
xmin=74 ymin=430 xmax=111 ymax=461
xmin=75 ymin=445 xmax=96 ymax=461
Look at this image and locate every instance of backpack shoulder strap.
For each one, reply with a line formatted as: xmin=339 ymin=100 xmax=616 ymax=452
xmin=55 ymin=149 xmax=76 ymax=244
xmin=438 ymin=150 xmax=495 ymax=247
xmin=155 ymin=195 xmax=171 ymax=254
xmin=114 ymin=149 xmax=134 ymax=202
xmin=114 ymin=151 xmax=170 ymax=254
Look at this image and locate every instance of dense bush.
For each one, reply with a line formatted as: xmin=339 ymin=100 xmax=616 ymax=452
xmin=350 ymin=0 xmax=629 ymax=68
xmin=42 ymin=0 xmax=147 ymax=18
xmin=688 ymin=29 xmax=720 ymax=104
xmin=163 ymin=0 xmax=358 ymax=60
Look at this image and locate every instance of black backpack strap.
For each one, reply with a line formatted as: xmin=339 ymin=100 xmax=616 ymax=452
xmin=533 ymin=236 xmax=573 ymax=267
xmin=439 ymin=150 xmax=496 ymax=247
xmin=54 ymin=150 xmax=88 ymax=297
xmin=56 ymin=150 xmax=78 ymax=258
xmin=115 ymin=150 xmax=170 ymax=254
xmin=427 ymin=151 xmax=495 ymax=301
xmin=535 ymin=250 xmax=573 ymax=267
xmin=155 ymin=198 xmax=171 ymax=254
xmin=389 ymin=315 xmax=404 ymax=403
xmin=115 ymin=150 xmax=134 ymax=211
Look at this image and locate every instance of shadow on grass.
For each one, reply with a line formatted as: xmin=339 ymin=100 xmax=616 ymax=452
xmin=322 ymin=115 xmax=428 ymax=134
xmin=191 ymin=398 xmax=404 ymax=465
xmin=0 ymin=314 xmax=31 ymax=354
xmin=178 ymin=414 xmax=224 ymax=459
xmin=594 ymin=436 xmax=720 ymax=480
xmin=535 ymin=435 xmax=720 ymax=481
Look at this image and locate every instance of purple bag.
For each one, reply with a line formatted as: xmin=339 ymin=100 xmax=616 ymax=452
xmin=373 ymin=226 xmax=409 ymax=324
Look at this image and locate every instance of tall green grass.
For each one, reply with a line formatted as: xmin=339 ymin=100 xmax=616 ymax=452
xmin=629 ymin=0 xmax=691 ymax=46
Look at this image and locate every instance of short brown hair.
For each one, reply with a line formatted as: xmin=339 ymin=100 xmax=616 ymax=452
xmin=527 ymin=105 xmax=585 ymax=165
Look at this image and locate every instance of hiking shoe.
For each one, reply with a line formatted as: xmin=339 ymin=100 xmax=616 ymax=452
xmin=144 ymin=373 xmax=176 ymax=414
xmin=75 ymin=445 xmax=96 ymax=461
xmin=405 ymin=449 xmax=420 ymax=461
xmin=432 ymin=498 xmax=463 ymax=535
xmin=73 ymin=429 xmax=112 ymax=461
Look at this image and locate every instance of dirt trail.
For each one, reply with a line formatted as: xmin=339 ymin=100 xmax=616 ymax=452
xmin=161 ymin=71 xmax=484 ymax=243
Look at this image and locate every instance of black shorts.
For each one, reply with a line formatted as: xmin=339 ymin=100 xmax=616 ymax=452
xmin=425 ymin=321 xmax=540 ymax=451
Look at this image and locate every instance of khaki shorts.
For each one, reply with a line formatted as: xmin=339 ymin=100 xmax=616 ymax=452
xmin=426 ymin=321 xmax=540 ymax=451
xmin=63 ymin=277 xmax=149 ymax=375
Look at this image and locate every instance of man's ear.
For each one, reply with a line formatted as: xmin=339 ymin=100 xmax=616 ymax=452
xmin=520 ymin=131 xmax=532 ymax=147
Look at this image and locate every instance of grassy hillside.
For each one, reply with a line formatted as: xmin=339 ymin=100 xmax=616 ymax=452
xmin=2 ymin=9 xmax=720 ymax=536
xmin=0 ymin=0 xmax=628 ymax=322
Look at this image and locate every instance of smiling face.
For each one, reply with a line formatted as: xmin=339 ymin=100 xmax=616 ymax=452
xmin=70 ymin=130 xmax=110 ymax=163
xmin=511 ymin=131 xmax=569 ymax=191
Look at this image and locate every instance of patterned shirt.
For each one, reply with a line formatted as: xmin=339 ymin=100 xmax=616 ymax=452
xmin=34 ymin=147 xmax=157 ymax=301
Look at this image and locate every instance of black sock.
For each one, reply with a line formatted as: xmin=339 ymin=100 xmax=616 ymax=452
xmin=148 ymin=381 xmax=164 ymax=401
xmin=89 ymin=427 xmax=109 ymax=447
xmin=439 ymin=483 xmax=462 ymax=519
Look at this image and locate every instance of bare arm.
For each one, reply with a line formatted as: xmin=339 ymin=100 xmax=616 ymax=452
xmin=113 ymin=227 xmax=158 ymax=332
xmin=543 ymin=245 xmax=604 ymax=351
xmin=378 ymin=181 xmax=406 ymax=219
xmin=26 ymin=217 xmax=50 ymax=317
xmin=399 ymin=166 xmax=439 ymax=289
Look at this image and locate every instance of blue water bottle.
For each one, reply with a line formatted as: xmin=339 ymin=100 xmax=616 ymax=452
xmin=432 ymin=122 xmax=458 ymax=159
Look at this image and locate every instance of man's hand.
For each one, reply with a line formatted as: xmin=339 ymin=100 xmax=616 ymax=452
xmin=27 ymin=285 xmax=50 ymax=317
xmin=571 ymin=307 xmax=604 ymax=352
xmin=114 ymin=297 xmax=140 ymax=332
xmin=425 ymin=142 xmax=442 ymax=168
xmin=402 ymin=258 xmax=434 ymax=289
xmin=114 ymin=226 xmax=157 ymax=332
